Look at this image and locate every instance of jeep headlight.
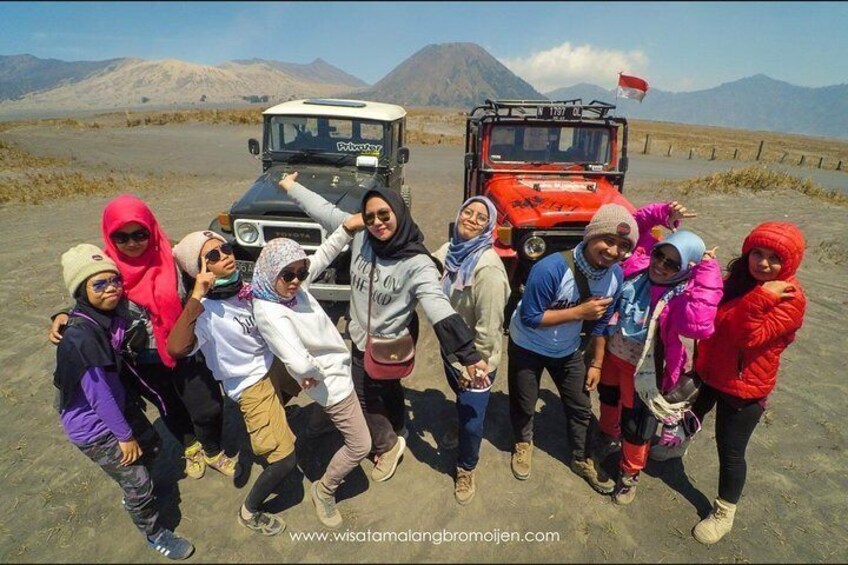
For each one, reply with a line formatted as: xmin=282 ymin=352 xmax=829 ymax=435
xmin=523 ymin=235 xmax=546 ymax=260
xmin=237 ymin=222 xmax=260 ymax=244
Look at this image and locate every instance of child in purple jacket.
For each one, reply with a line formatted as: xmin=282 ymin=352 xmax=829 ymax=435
xmin=54 ymin=244 xmax=194 ymax=560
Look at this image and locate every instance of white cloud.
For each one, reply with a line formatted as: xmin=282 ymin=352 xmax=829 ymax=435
xmin=501 ymin=42 xmax=648 ymax=93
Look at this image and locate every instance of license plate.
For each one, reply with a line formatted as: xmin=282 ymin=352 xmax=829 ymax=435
xmin=235 ymin=260 xmax=254 ymax=280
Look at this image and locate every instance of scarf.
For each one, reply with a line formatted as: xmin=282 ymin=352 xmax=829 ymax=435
xmin=101 ymin=195 xmax=182 ymax=367
xmin=442 ymin=196 xmax=497 ymax=295
xmin=573 ymin=242 xmax=609 ymax=281
xmin=251 ymin=238 xmax=308 ymax=308
xmin=206 ymin=272 xmax=248 ymax=301
xmin=363 ymin=187 xmax=430 ymax=261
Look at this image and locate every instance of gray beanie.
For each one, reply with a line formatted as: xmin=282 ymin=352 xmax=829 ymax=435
xmin=62 ymin=243 xmax=119 ymax=297
xmin=172 ymin=230 xmax=227 ymax=278
xmin=583 ymin=204 xmax=639 ymax=249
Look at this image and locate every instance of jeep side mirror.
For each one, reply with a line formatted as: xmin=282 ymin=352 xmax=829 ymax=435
xmin=620 ymin=155 xmax=629 ymax=173
xmin=464 ymin=152 xmax=477 ymax=170
xmin=248 ymin=138 xmax=260 ymax=155
xmin=397 ymin=147 xmax=410 ymax=164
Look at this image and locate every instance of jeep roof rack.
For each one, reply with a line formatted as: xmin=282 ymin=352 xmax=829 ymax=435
xmin=469 ymin=98 xmax=619 ymax=122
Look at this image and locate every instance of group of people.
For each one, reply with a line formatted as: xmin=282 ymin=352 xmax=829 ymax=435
xmin=49 ymin=171 xmax=807 ymax=560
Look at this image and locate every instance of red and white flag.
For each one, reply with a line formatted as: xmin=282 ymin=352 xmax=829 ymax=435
xmin=617 ymin=73 xmax=649 ymax=102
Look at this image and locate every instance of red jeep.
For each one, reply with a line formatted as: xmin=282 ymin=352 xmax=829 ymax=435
xmin=463 ymin=99 xmax=635 ymax=317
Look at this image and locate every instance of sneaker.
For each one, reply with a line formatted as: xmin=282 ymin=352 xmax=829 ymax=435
xmin=237 ymin=508 xmax=286 ymax=536
xmin=693 ymin=498 xmax=737 ymax=544
xmin=612 ymin=472 xmax=639 ymax=506
xmin=570 ymin=457 xmax=615 ymax=494
xmin=371 ymin=436 xmax=406 ymax=482
xmin=204 ymin=451 xmax=241 ymax=478
xmin=184 ymin=442 xmax=205 ymax=480
xmin=511 ymin=441 xmax=532 ymax=480
xmin=441 ymin=428 xmax=459 ymax=450
xmin=454 ymin=467 xmax=476 ymax=505
xmin=311 ymin=481 xmax=342 ymax=528
xmin=146 ymin=529 xmax=194 ymax=560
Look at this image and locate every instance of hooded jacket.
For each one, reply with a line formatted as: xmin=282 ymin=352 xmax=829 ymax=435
xmin=614 ymin=202 xmax=724 ymax=391
xmin=695 ymin=222 xmax=807 ymax=399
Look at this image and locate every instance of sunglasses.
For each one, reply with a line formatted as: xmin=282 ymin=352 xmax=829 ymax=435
xmin=110 ymin=228 xmax=150 ymax=245
xmin=651 ymin=247 xmax=682 ymax=272
xmin=90 ymin=275 xmax=123 ymax=293
xmin=278 ymin=267 xmax=310 ymax=283
xmin=363 ymin=209 xmax=392 ymax=227
xmin=204 ymin=243 xmax=234 ymax=264
xmin=460 ymin=207 xmax=490 ymax=227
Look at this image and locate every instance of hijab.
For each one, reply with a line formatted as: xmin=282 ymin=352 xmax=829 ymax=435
xmin=252 ymin=238 xmax=309 ymax=308
xmin=101 ymin=195 xmax=182 ymax=367
xmin=651 ymin=229 xmax=706 ymax=285
xmin=442 ymin=196 xmax=497 ymax=293
xmin=362 ymin=187 xmax=430 ymax=261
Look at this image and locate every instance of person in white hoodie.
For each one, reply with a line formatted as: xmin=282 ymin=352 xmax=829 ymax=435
xmin=251 ymin=215 xmax=371 ymax=530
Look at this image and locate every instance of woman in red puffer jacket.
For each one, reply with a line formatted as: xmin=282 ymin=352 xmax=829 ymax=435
xmin=690 ymin=222 xmax=807 ymax=545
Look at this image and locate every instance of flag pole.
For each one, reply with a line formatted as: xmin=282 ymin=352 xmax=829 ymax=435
xmin=614 ymin=71 xmax=621 ymax=116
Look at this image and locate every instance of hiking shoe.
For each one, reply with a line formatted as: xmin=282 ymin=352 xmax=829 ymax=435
xmin=693 ymin=498 xmax=737 ymax=544
xmin=372 ymin=436 xmax=406 ymax=482
xmin=570 ymin=457 xmax=615 ymax=494
xmin=183 ymin=442 xmax=205 ymax=480
xmin=238 ymin=508 xmax=286 ymax=536
xmin=612 ymin=473 xmax=639 ymax=506
xmin=146 ymin=529 xmax=194 ymax=560
xmin=593 ymin=432 xmax=621 ymax=462
xmin=454 ymin=467 xmax=476 ymax=505
xmin=311 ymin=481 xmax=343 ymax=528
xmin=441 ymin=428 xmax=459 ymax=450
xmin=511 ymin=442 xmax=533 ymax=480
xmin=204 ymin=451 xmax=241 ymax=478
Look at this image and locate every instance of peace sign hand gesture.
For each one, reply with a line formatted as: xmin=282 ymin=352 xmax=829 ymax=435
xmin=191 ymin=257 xmax=216 ymax=301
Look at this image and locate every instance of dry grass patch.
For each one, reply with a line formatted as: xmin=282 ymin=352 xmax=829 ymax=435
xmin=124 ymin=108 xmax=262 ymax=127
xmin=661 ymin=165 xmax=848 ymax=206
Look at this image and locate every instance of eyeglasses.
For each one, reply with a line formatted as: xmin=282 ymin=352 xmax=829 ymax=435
xmin=90 ymin=275 xmax=123 ymax=293
xmin=460 ymin=207 xmax=490 ymax=227
xmin=363 ymin=209 xmax=392 ymax=227
xmin=204 ymin=243 xmax=234 ymax=264
xmin=278 ymin=267 xmax=310 ymax=283
xmin=110 ymin=228 xmax=150 ymax=245
xmin=651 ymin=247 xmax=681 ymax=272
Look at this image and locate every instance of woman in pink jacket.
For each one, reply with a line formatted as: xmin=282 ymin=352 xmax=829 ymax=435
xmin=594 ymin=201 xmax=723 ymax=505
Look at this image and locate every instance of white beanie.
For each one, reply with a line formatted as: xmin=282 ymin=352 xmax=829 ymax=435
xmin=172 ymin=231 xmax=227 ymax=278
xmin=62 ymin=244 xmax=119 ymax=297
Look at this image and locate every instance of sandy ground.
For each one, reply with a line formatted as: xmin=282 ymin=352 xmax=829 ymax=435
xmin=0 ymin=123 xmax=846 ymax=563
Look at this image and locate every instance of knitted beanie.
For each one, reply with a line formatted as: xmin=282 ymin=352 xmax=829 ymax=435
xmin=62 ymin=243 xmax=119 ymax=297
xmin=172 ymin=230 xmax=227 ymax=278
xmin=742 ymin=221 xmax=805 ymax=279
xmin=583 ymin=204 xmax=639 ymax=249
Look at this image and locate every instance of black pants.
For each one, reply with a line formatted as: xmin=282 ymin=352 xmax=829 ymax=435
xmin=126 ymin=356 xmax=224 ymax=456
xmin=692 ymin=384 xmax=764 ymax=504
xmin=507 ymin=339 xmax=593 ymax=460
xmin=351 ymin=345 xmax=404 ymax=455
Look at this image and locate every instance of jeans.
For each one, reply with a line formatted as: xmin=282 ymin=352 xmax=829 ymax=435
xmin=442 ymin=357 xmax=495 ymax=471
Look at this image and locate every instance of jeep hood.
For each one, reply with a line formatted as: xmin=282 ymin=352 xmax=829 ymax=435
xmin=484 ymin=173 xmax=633 ymax=228
xmin=230 ymin=165 xmax=382 ymax=216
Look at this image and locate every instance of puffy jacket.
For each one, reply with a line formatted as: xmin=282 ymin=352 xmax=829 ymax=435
xmin=620 ymin=202 xmax=724 ymax=390
xmin=695 ymin=222 xmax=807 ymax=399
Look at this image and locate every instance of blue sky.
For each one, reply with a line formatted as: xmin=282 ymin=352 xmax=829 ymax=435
xmin=2 ymin=1 xmax=846 ymax=92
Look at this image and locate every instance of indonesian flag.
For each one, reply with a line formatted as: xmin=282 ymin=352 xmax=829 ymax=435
xmin=617 ymin=73 xmax=649 ymax=102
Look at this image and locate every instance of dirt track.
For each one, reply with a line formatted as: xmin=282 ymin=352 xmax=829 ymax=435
xmin=0 ymin=123 xmax=846 ymax=563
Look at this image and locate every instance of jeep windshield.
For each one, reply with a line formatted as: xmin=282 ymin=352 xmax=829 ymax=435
xmin=266 ymin=115 xmax=390 ymax=166
xmin=486 ymin=124 xmax=611 ymax=166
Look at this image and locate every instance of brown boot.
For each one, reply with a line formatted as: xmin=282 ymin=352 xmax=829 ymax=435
xmin=570 ymin=456 xmax=615 ymax=494
xmin=693 ymin=498 xmax=736 ymax=544
xmin=511 ymin=442 xmax=532 ymax=480
xmin=612 ymin=472 xmax=639 ymax=505
xmin=454 ymin=467 xmax=476 ymax=505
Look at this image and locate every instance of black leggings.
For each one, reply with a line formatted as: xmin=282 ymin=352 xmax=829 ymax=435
xmin=350 ymin=345 xmax=405 ymax=455
xmin=692 ymin=384 xmax=764 ymax=504
xmin=244 ymin=451 xmax=297 ymax=513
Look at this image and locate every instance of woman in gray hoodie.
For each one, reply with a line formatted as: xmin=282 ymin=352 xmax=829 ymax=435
xmin=278 ymin=172 xmax=486 ymax=483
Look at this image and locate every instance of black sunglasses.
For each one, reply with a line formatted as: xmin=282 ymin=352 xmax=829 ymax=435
xmin=204 ymin=243 xmax=234 ymax=264
xmin=278 ymin=267 xmax=310 ymax=283
xmin=363 ymin=209 xmax=392 ymax=227
xmin=110 ymin=228 xmax=150 ymax=245
xmin=651 ymin=247 xmax=681 ymax=272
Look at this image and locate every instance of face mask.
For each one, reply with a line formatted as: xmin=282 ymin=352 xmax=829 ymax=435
xmin=213 ymin=271 xmax=240 ymax=287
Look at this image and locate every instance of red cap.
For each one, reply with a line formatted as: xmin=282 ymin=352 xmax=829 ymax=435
xmin=742 ymin=222 xmax=805 ymax=279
